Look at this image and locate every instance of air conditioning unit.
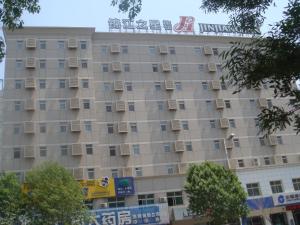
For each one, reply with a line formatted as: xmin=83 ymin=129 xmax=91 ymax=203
xmin=71 ymin=120 xmax=81 ymax=132
xmin=25 ymin=78 xmax=36 ymax=89
xmin=69 ymin=78 xmax=79 ymax=88
xmin=258 ymin=98 xmax=268 ymax=108
xmin=25 ymin=57 xmax=36 ymax=68
xmin=175 ymin=141 xmax=185 ymax=152
xmin=122 ymin=167 xmax=133 ymax=177
xmin=24 ymin=146 xmax=35 ymax=158
xmin=178 ymin=163 xmax=188 ymax=174
xmin=215 ymin=99 xmax=225 ymax=109
xmin=168 ymin=100 xmax=177 ymax=111
xmin=211 ymin=80 xmax=221 ymax=90
xmin=120 ymin=144 xmax=131 ymax=156
xmin=165 ymin=80 xmax=175 ymax=91
xmin=25 ymin=99 xmax=35 ymax=111
xmin=118 ymin=122 xmax=128 ymax=133
xmin=68 ymin=57 xmax=78 ymax=68
xmin=99 ymin=203 xmax=108 ymax=208
xmin=24 ymin=121 xmax=35 ymax=134
xmin=158 ymin=197 xmax=167 ymax=203
xmin=116 ymin=101 xmax=126 ymax=112
xmin=68 ymin=38 xmax=77 ymax=48
xmin=72 ymin=144 xmax=83 ymax=156
xmin=114 ymin=80 xmax=124 ymax=92
xmin=159 ymin=45 xmax=168 ymax=54
xmin=220 ymin=118 xmax=229 ymax=129
xmin=203 ymin=46 xmax=213 ymax=55
xmin=70 ymin=98 xmax=80 ymax=109
xmin=73 ymin=168 xmax=84 ymax=180
xmin=161 ymin=63 xmax=171 ymax=72
xmin=171 ymin=120 xmax=181 ymax=131
xmin=208 ymin=63 xmax=217 ymax=72
xmin=112 ymin=62 xmax=122 ymax=72
xmin=26 ymin=38 xmax=36 ymax=49
xmin=111 ymin=44 xmax=120 ymax=54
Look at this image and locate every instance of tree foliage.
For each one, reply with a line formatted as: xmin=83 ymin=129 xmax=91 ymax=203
xmin=185 ymin=162 xmax=248 ymax=225
xmin=0 ymin=173 xmax=23 ymax=225
xmin=23 ymin=162 xmax=89 ymax=225
xmin=111 ymin=0 xmax=142 ymax=20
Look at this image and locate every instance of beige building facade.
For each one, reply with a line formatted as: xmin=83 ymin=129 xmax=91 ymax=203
xmin=1 ymin=27 xmax=300 ymax=224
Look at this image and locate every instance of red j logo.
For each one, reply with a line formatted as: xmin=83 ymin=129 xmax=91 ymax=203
xmin=173 ymin=16 xmax=195 ymax=33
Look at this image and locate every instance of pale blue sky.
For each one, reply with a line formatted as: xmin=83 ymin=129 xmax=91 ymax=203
xmin=0 ymin=0 xmax=290 ymax=80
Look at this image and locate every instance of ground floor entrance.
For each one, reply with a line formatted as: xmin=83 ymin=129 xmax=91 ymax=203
xmin=293 ymin=210 xmax=300 ymax=225
xmin=270 ymin=212 xmax=288 ymax=225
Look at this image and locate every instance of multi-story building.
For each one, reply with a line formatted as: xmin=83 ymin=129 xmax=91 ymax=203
xmin=1 ymin=27 xmax=300 ymax=225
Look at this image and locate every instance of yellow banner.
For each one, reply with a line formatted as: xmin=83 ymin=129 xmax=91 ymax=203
xmin=80 ymin=177 xmax=116 ymax=199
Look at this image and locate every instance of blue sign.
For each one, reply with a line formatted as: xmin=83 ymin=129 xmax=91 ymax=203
xmin=114 ymin=177 xmax=135 ymax=196
xmin=246 ymin=196 xmax=274 ymax=210
xmin=88 ymin=204 xmax=169 ymax=225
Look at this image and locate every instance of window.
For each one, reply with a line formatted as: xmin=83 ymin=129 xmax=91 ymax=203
xmin=59 ymin=100 xmax=67 ymax=110
xmin=267 ymin=99 xmax=273 ymax=108
xmin=157 ymin=101 xmax=164 ymax=111
xmin=175 ymin=82 xmax=182 ymax=91
xmin=178 ymin=101 xmax=185 ymax=110
xmin=123 ymin=64 xmax=130 ymax=72
xmin=105 ymin=103 xmax=112 ymax=112
xmin=214 ymin=140 xmax=220 ymax=150
xmin=229 ymin=119 xmax=236 ymax=128
xmin=101 ymin=45 xmax=108 ymax=54
xmin=225 ymin=100 xmax=231 ymax=108
xmin=82 ymin=99 xmax=90 ymax=109
xmin=80 ymin=41 xmax=87 ymax=49
xmin=108 ymin=197 xmax=125 ymax=208
xmin=109 ymin=146 xmax=116 ymax=156
xmin=104 ymin=82 xmax=111 ymax=91
xmin=102 ymin=64 xmax=109 ymax=72
xmin=58 ymin=41 xmax=65 ymax=49
xmin=39 ymin=123 xmax=47 ymax=133
xmin=164 ymin=143 xmax=171 ymax=152
xmin=128 ymin=102 xmax=135 ymax=111
xmin=59 ymin=122 xmax=68 ymax=133
xmin=270 ymin=180 xmax=284 ymax=193
xmin=81 ymin=60 xmax=88 ymax=68
xmin=39 ymin=59 xmax=46 ymax=69
xmin=135 ymin=167 xmax=143 ymax=177
xmin=233 ymin=138 xmax=240 ymax=147
xmin=277 ymin=136 xmax=283 ymax=145
xmin=282 ymin=155 xmax=288 ymax=164
xmin=40 ymin=146 xmax=47 ymax=157
xmin=238 ymin=159 xmax=245 ymax=167
xmin=16 ymin=59 xmax=23 ymax=69
xmin=111 ymin=169 xmax=118 ymax=178
xmin=13 ymin=124 xmax=21 ymax=134
xmin=246 ymin=183 xmax=261 ymax=197
xmin=149 ymin=46 xmax=156 ymax=54
xmin=212 ymin=48 xmax=219 ymax=55
xmin=130 ymin=123 xmax=138 ymax=132
xmin=198 ymin=64 xmax=204 ymax=72
xmin=160 ymin=121 xmax=167 ymax=131
xmin=15 ymin=80 xmax=22 ymax=89
xmin=154 ymin=82 xmax=161 ymax=91
xmin=138 ymin=194 xmax=155 ymax=205
xmin=132 ymin=144 xmax=140 ymax=155
xmin=254 ymin=118 xmax=259 ymax=127
xmin=152 ymin=64 xmax=158 ymax=72
xmin=185 ymin=142 xmax=193 ymax=151
xmin=217 ymin=65 xmax=223 ymax=73
xmin=259 ymin=137 xmax=265 ymax=146
xmin=39 ymin=100 xmax=46 ymax=111
xmin=14 ymin=101 xmax=22 ymax=111
xmin=87 ymin=168 xmax=95 ymax=180
xmin=107 ymin=124 xmax=114 ymax=134
xmin=202 ymin=82 xmax=208 ymax=90
xmin=13 ymin=148 xmax=21 ymax=159
xmin=59 ymin=79 xmax=66 ymax=88
xmin=60 ymin=145 xmax=68 ymax=156
xmin=167 ymin=191 xmax=183 ymax=206
xmin=16 ymin=40 xmax=23 ymax=49
xmin=181 ymin=121 xmax=189 ymax=130
xmin=58 ymin=59 xmax=65 ymax=69
xmin=264 ymin=157 xmax=271 ymax=165
xmin=172 ymin=64 xmax=178 ymax=72
xmin=84 ymin=121 xmax=92 ymax=132
xmin=167 ymin=165 xmax=176 ymax=175
xmin=194 ymin=47 xmax=201 ymax=55
xmin=292 ymin=178 xmax=300 ymax=191
xmin=86 ymin=144 xmax=93 ymax=155
xmin=169 ymin=47 xmax=176 ymax=54
xmin=39 ymin=79 xmax=46 ymax=89
xmin=206 ymin=100 xmax=212 ymax=108
xmin=249 ymin=99 xmax=256 ymax=107
xmin=82 ymin=79 xmax=89 ymax=88
xmin=210 ymin=120 xmax=216 ymax=128
xmin=125 ymin=82 xmax=133 ymax=91
xmin=39 ymin=40 xmax=46 ymax=49
xmin=121 ymin=46 xmax=128 ymax=54
xmin=221 ymin=81 xmax=227 ymax=90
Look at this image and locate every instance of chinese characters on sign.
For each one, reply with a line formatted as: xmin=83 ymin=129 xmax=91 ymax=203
xmin=88 ymin=204 xmax=169 ymax=225
xmin=273 ymin=191 xmax=300 ymax=206
xmin=114 ymin=177 xmax=135 ymax=197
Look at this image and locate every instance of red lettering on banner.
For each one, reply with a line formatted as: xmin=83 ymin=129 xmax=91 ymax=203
xmin=173 ymin=16 xmax=195 ymax=33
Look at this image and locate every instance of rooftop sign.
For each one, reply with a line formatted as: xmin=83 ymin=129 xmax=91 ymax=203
xmin=108 ymin=16 xmax=252 ymax=36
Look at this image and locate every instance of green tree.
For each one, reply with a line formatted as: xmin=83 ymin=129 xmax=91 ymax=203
xmin=0 ymin=0 xmax=40 ymax=61
xmin=185 ymin=162 xmax=248 ymax=225
xmin=112 ymin=0 xmax=300 ymax=135
xmin=0 ymin=173 xmax=23 ymax=225
xmin=23 ymin=162 xmax=89 ymax=225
